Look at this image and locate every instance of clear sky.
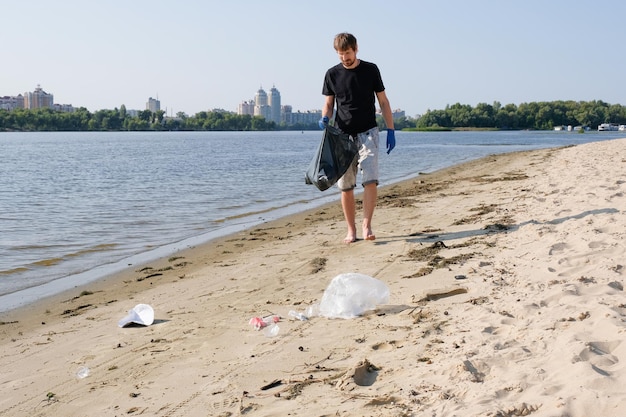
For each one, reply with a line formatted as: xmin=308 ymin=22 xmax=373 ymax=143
xmin=3 ymin=0 xmax=625 ymax=118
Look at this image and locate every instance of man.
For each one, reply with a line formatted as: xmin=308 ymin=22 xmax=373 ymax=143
xmin=320 ymin=32 xmax=395 ymax=244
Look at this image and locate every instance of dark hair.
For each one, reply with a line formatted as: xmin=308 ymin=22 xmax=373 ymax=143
xmin=333 ymin=33 xmax=357 ymax=51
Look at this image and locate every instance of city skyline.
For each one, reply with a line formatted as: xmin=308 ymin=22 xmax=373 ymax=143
xmin=3 ymin=1 xmax=626 ymax=118
xmin=1 ymin=83 xmax=330 ymax=116
xmin=2 ymin=84 xmax=406 ymax=128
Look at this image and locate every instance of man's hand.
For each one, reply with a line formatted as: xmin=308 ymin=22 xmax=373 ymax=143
xmin=318 ymin=116 xmax=329 ymax=130
xmin=386 ymin=129 xmax=396 ymax=154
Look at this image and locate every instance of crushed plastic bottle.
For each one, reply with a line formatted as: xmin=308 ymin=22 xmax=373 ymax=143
xmin=305 ymin=304 xmax=320 ymax=318
xmin=288 ymin=310 xmax=308 ymax=321
xmin=76 ymin=366 xmax=90 ymax=379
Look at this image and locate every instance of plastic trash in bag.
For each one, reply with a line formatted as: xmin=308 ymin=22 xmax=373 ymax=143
xmin=305 ymin=125 xmax=359 ymax=191
xmin=316 ymin=273 xmax=390 ymax=319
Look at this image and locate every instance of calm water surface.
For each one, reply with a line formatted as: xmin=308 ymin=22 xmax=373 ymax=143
xmin=1 ymin=129 xmax=624 ymax=311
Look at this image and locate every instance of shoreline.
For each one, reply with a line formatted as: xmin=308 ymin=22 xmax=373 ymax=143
xmin=3 ymin=129 xmax=625 ymax=310
xmin=0 ymin=145 xmax=514 ymax=322
xmin=0 ymin=190 xmax=342 ymax=314
xmin=2 ymin=139 xmax=625 ymax=416
xmin=0 ymin=140 xmax=492 ymax=316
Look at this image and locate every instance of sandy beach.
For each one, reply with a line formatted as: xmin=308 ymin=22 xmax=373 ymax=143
xmin=1 ymin=138 xmax=625 ymax=417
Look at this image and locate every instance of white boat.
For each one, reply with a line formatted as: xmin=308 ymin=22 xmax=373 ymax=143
xmin=619 ymin=125 xmax=626 ymax=131
xmin=598 ymin=123 xmax=619 ymax=131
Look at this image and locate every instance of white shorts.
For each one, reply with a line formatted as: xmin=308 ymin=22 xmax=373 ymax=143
xmin=337 ymin=127 xmax=380 ymax=191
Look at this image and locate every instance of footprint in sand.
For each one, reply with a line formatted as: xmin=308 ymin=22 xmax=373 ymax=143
xmin=588 ymin=241 xmax=607 ymax=249
xmin=549 ymin=242 xmax=567 ymax=255
xmin=576 ymin=340 xmax=621 ymax=376
xmin=336 ymin=359 xmax=380 ymax=391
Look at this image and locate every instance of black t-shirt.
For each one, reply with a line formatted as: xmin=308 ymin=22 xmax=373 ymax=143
xmin=322 ymin=60 xmax=385 ymax=135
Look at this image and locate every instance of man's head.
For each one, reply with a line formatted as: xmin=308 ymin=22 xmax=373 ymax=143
xmin=333 ymin=33 xmax=359 ymax=69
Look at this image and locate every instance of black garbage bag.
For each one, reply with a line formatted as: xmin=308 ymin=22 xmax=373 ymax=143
xmin=305 ymin=126 xmax=359 ymax=191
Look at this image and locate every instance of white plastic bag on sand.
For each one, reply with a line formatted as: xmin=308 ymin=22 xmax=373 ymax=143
xmin=317 ymin=273 xmax=389 ymax=319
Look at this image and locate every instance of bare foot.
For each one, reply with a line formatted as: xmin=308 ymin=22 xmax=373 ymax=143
xmin=344 ymin=223 xmax=357 ymax=244
xmin=363 ymin=227 xmax=376 ymax=241
xmin=343 ymin=234 xmax=357 ymax=244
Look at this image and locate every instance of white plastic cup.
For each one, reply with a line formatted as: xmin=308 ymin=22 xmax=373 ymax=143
xmin=77 ymin=366 xmax=90 ymax=379
xmin=263 ymin=323 xmax=279 ymax=337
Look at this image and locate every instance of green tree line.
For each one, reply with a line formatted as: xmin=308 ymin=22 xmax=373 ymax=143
xmin=3 ymin=99 xmax=625 ymax=132
xmin=415 ymin=100 xmax=626 ymax=130
xmin=0 ymin=106 xmax=282 ymax=132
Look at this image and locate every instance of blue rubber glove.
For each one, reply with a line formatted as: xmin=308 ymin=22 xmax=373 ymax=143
xmin=318 ymin=116 xmax=329 ymax=130
xmin=386 ymin=128 xmax=396 ymax=154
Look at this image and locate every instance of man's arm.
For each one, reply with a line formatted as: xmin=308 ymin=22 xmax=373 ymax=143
xmin=318 ymin=95 xmax=335 ymax=129
xmin=376 ymin=90 xmax=394 ymax=130
xmin=376 ymin=90 xmax=396 ymax=154
xmin=322 ymin=95 xmax=335 ymax=120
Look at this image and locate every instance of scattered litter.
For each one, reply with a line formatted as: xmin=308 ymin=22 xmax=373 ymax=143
xmin=118 ymin=304 xmax=155 ymax=327
xmin=248 ymin=315 xmax=280 ymax=337
xmin=306 ymin=304 xmax=320 ymax=317
xmin=248 ymin=315 xmax=280 ymax=330
xmin=288 ymin=310 xmax=308 ymax=321
xmin=314 ymin=273 xmax=390 ymax=319
xmin=263 ymin=323 xmax=280 ymax=337
xmin=76 ymin=366 xmax=90 ymax=379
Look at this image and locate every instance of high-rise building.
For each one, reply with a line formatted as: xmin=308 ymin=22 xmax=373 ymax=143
xmin=0 ymin=94 xmax=24 ymax=110
xmin=269 ymin=85 xmax=281 ymax=124
xmin=24 ymin=85 xmax=53 ymax=109
xmin=281 ymin=105 xmax=292 ymax=124
xmin=254 ymin=86 xmax=271 ymax=121
xmin=238 ymin=84 xmax=335 ymax=126
xmin=53 ymin=103 xmax=75 ymax=112
xmin=147 ymin=97 xmax=160 ymax=113
xmin=238 ymin=85 xmax=282 ymax=124
xmin=238 ymin=100 xmax=255 ymax=116
xmin=285 ymin=109 xmax=322 ymax=126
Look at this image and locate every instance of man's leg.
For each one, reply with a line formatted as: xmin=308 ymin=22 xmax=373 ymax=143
xmin=341 ymin=189 xmax=357 ymax=243
xmin=362 ymin=183 xmax=377 ymax=240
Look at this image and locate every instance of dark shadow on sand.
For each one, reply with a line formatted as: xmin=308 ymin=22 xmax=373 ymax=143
xmin=120 ymin=318 xmax=169 ymax=328
xmin=374 ymin=208 xmax=619 ymax=245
